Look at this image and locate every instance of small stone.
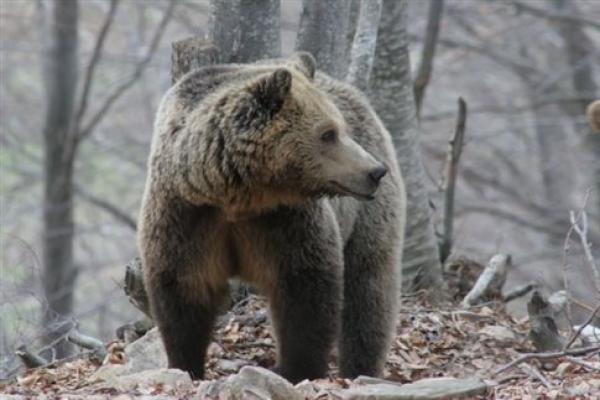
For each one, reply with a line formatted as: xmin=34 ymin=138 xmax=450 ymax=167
xmin=478 ymin=325 xmax=516 ymax=342
xmin=92 ymin=328 xmax=167 ymax=380
xmin=338 ymin=377 xmax=488 ymax=400
xmin=108 ymin=368 xmax=193 ymax=392
xmin=216 ymin=359 xmax=249 ymax=373
xmin=224 ymin=366 xmax=302 ymax=400
xmin=295 ymin=379 xmax=317 ymax=397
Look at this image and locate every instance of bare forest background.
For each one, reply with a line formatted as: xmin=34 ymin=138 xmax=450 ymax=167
xmin=1 ymin=0 xmax=599 ymax=380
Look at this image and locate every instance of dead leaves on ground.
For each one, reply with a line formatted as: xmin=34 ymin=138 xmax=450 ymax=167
xmin=3 ymin=294 xmax=599 ymax=399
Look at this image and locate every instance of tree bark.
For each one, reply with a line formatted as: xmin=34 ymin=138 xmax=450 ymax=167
xmin=295 ymin=0 xmax=351 ymax=78
xmin=41 ymin=0 xmax=79 ymax=358
xmin=346 ymin=0 xmax=382 ymax=92
xmin=370 ymin=0 xmax=444 ymax=297
xmin=171 ymin=38 xmax=219 ymax=83
xmin=237 ymin=0 xmax=281 ymax=62
xmin=207 ymin=0 xmax=241 ymax=63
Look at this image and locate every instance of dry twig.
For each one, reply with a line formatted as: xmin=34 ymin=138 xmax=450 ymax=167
xmin=564 ymin=303 xmax=600 ymax=350
xmin=493 ymin=345 xmax=600 ymax=375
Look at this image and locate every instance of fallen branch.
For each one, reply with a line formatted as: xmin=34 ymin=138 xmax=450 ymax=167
xmin=570 ymin=208 xmax=600 ymax=298
xmin=564 ymin=303 xmax=600 ymax=350
xmin=67 ymin=330 xmax=107 ymax=364
xmin=15 ymin=345 xmax=47 ymax=369
xmin=494 ymin=345 xmax=600 ymax=375
xmin=520 ymin=364 xmax=552 ymax=389
xmin=461 ymin=254 xmax=508 ymax=308
xmin=502 ymin=281 xmax=537 ymax=303
xmin=565 ymin=356 xmax=600 ymax=372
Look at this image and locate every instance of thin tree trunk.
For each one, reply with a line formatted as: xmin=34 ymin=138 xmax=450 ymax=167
xmin=525 ymin=80 xmax=574 ymax=210
xmin=413 ymin=0 xmax=444 ymax=119
xmin=207 ymin=0 xmax=241 ymax=63
xmin=295 ymin=0 xmax=350 ymax=78
xmin=41 ymin=0 xmax=79 ymax=358
xmin=346 ymin=0 xmax=382 ymax=92
xmin=237 ymin=0 xmax=281 ymax=62
xmin=370 ymin=0 xmax=444 ymax=297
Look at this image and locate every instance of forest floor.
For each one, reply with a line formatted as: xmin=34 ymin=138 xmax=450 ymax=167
xmin=1 ymin=293 xmax=599 ymax=399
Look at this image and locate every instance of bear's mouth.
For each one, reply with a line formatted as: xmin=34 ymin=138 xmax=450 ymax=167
xmin=328 ymin=181 xmax=375 ymax=201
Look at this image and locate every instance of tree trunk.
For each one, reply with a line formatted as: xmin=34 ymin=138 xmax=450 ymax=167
xmin=295 ymin=0 xmax=350 ymax=78
xmin=237 ymin=0 xmax=281 ymax=62
xmin=370 ymin=0 xmax=444 ymax=297
xmin=346 ymin=0 xmax=382 ymax=92
xmin=524 ymin=79 xmax=574 ymax=210
xmin=207 ymin=0 xmax=241 ymax=63
xmin=41 ymin=0 xmax=79 ymax=358
xmin=413 ymin=0 xmax=444 ymax=119
xmin=554 ymin=0 xmax=600 ymax=217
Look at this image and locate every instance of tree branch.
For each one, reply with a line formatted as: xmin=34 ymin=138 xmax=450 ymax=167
xmin=73 ymin=0 xmax=119 ymax=133
xmin=564 ymin=303 xmax=600 ymax=350
xmin=411 ymin=34 xmax=537 ymax=76
xmin=510 ymin=0 xmax=600 ymax=31
xmin=413 ymin=0 xmax=444 ymax=118
xmin=74 ymin=184 xmax=137 ymax=231
xmin=79 ymin=0 xmax=176 ymax=140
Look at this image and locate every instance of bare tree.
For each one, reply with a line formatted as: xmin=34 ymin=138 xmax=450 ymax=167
xmin=40 ymin=0 xmax=174 ymax=356
xmin=295 ymin=0 xmax=351 ymax=78
xmin=346 ymin=0 xmax=382 ymax=92
xmin=370 ymin=0 xmax=444 ymax=297
xmin=238 ymin=0 xmax=281 ymax=62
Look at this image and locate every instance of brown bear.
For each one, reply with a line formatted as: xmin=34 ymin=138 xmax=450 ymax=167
xmin=138 ymin=52 xmax=406 ymax=383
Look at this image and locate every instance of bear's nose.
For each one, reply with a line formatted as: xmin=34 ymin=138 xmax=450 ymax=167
xmin=368 ymin=165 xmax=388 ymax=184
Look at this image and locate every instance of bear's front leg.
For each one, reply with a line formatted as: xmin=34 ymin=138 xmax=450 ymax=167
xmin=259 ymin=204 xmax=344 ymax=384
xmin=139 ymin=198 xmax=228 ymax=380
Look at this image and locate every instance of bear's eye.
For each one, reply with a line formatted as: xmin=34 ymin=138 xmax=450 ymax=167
xmin=320 ymin=129 xmax=337 ymax=143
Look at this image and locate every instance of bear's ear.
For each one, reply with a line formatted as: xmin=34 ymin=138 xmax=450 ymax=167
xmin=250 ymin=68 xmax=292 ymax=115
xmin=288 ymin=52 xmax=316 ymax=80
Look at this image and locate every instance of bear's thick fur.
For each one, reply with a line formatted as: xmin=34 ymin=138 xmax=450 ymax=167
xmin=138 ymin=53 xmax=406 ymax=383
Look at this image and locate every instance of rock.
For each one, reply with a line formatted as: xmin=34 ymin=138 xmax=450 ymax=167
xmin=338 ymin=377 xmax=488 ymax=400
xmin=295 ymin=379 xmax=318 ymax=398
xmin=478 ymin=325 xmax=516 ymax=342
xmin=92 ymin=327 xmax=167 ymax=381
xmin=107 ymin=368 xmax=193 ymax=392
xmin=223 ymin=366 xmax=302 ymax=400
xmin=215 ymin=358 xmax=249 ymax=373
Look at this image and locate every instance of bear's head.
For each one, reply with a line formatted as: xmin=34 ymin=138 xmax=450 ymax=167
xmin=181 ymin=53 xmax=387 ymax=217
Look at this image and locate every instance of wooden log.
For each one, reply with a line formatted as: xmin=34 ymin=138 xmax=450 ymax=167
xmin=461 ymin=254 xmax=509 ymax=308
